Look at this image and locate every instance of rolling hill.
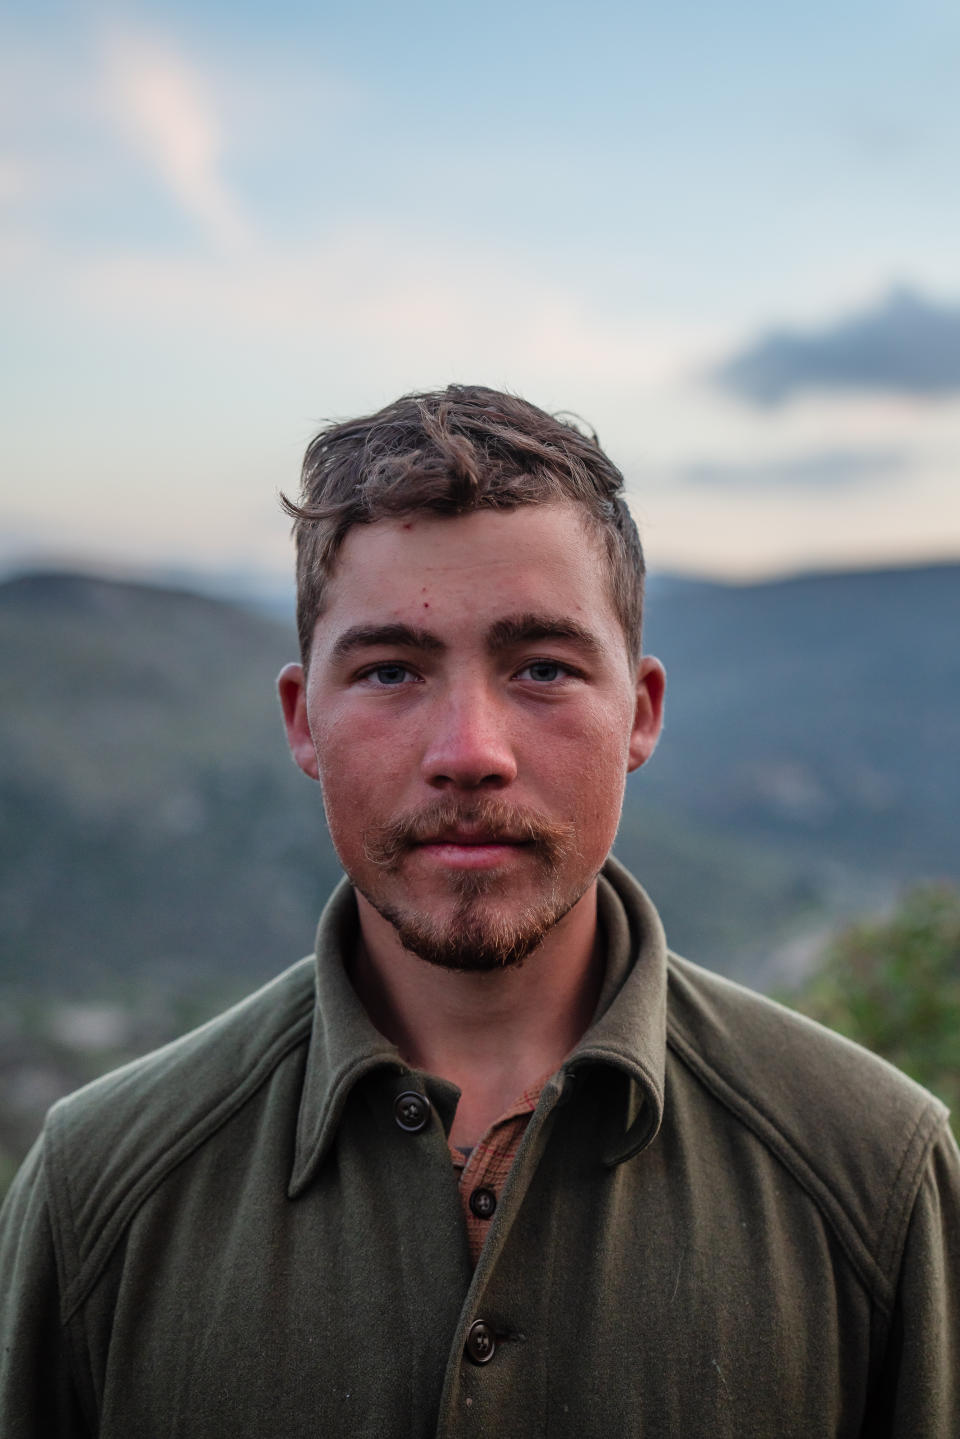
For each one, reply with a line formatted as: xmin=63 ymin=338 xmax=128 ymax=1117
xmin=1 ymin=563 xmax=956 ymax=996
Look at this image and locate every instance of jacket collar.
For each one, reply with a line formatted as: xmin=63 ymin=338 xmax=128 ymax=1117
xmin=574 ymin=855 xmax=668 ymax=1164
xmin=289 ymin=854 xmax=668 ymax=1197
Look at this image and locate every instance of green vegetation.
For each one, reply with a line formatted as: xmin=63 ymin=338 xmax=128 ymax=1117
xmin=784 ymin=884 xmax=960 ymax=1135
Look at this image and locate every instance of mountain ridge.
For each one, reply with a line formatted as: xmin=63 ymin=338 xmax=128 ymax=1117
xmin=1 ymin=561 xmax=956 ymax=996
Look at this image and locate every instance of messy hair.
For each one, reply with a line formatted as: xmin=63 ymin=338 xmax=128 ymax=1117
xmin=281 ymin=384 xmax=645 ymax=665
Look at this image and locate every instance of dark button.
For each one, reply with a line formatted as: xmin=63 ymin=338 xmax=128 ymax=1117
xmin=469 ymin=1186 xmax=497 ymax=1220
xmin=394 ymin=1091 xmax=431 ymax=1133
xmin=465 ymin=1319 xmax=497 ymax=1365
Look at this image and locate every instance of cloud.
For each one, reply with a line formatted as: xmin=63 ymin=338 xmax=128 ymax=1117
xmin=713 ymin=287 xmax=960 ymax=405
xmin=678 ymin=446 xmax=906 ymax=489
xmin=99 ymin=27 xmax=251 ymax=251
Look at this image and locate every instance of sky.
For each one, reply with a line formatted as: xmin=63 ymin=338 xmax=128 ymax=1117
xmin=2 ymin=0 xmax=960 ymax=591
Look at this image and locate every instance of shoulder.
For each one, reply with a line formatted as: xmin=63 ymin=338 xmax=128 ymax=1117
xmin=665 ymin=952 xmax=950 ymax=1301
xmin=47 ymin=957 xmax=316 ymax=1162
xmin=40 ymin=957 xmax=316 ymax=1308
xmin=665 ymin=949 xmax=945 ymax=1133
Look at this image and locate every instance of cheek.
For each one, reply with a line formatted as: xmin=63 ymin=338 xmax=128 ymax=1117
xmin=312 ymin=705 xmax=385 ymax=774
xmin=311 ymin=719 xmax=364 ymax=813
xmin=546 ymin=696 xmax=634 ymax=774
xmin=312 ymin=710 xmax=412 ymax=830
xmin=533 ymin=702 xmax=632 ymax=825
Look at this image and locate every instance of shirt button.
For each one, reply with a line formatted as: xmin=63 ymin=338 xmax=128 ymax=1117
xmin=469 ymin=1186 xmax=497 ymax=1220
xmin=394 ymin=1091 xmax=431 ymax=1132
xmin=465 ymin=1319 xmax=497 ymax=1365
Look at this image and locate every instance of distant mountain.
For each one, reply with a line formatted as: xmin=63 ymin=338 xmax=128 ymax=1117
xmin=633 ymin=562 xmax=959 ymax=975
xmin=1 ymin=563 xmax=957 ymax=1000
xmin=0 ymin=572 xmax=338 ymax=996
xmin=642 ymin=564 xmax=959 ymax=874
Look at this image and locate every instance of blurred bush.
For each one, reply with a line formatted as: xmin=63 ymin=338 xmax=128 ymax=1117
xmin=784 ymin=884 xmax=960 ymax=1135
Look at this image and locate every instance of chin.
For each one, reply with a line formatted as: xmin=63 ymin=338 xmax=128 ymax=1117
xmin=358 ymin=872 xmax=586 ymax=973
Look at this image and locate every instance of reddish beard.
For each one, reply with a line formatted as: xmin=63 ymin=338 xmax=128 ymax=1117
xmin=358 ymin=798 xmax=584 ymax=971
xmin=363 ymin=796 xmax=577 ymax=873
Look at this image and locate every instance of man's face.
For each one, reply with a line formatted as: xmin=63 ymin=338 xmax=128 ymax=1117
xmin=280 ymin=502 xmax=663 ymax=971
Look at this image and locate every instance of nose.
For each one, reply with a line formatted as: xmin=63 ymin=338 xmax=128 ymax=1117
xmin=420 ymin=682 xmax=518 ymax=791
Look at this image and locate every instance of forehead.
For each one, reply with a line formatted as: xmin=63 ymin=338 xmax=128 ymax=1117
xmin=316 ymin=503 xmax=620 ymax=641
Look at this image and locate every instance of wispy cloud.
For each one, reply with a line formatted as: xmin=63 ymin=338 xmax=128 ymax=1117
xmin=99 ymin=26 xmax=252 ymax=251
xmin=713 ymin=288 xmax=960 ymax=405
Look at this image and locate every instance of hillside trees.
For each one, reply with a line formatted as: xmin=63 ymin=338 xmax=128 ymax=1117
xmin=785 ymin=883 xmax=960 ymax=1135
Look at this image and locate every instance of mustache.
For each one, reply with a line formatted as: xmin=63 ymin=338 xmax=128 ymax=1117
xmin=363 ymin=798 xmax=578 ymax=872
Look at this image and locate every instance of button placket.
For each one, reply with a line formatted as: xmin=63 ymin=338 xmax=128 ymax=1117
xmin=468 ymin=1186 xmax=497 ymax=1220
xmin=465 ymin=1319 xmax=497 ymax=1365
xmin=394 ymin=1091 xmax=431 ymax=1133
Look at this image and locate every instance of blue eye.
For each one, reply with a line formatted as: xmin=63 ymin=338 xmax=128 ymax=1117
xmin=520 ymin=661 xmax=566 ymax=682
xmin=368 ymin=663 xmax=413 ymax=686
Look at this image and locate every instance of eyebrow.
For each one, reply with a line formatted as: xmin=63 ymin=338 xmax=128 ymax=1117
xmin=485 ymin=613 xmax=604 ymax=659
xmin=330 ymin=623 xmax=446 ymax=660
xmin=329 ymin=612 xmax=605 ymax=663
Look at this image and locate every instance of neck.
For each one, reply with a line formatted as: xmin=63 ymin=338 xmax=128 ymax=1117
xmin=349 ymin=884 xmax=603 ymax=1148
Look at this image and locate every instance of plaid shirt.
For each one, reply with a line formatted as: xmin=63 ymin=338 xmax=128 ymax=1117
xmin=449 ymin=1073 xmax=551 ymax=1266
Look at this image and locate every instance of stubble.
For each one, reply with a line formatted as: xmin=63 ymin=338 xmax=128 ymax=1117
xmin=358 ymin=797 xmax=584 ymax=971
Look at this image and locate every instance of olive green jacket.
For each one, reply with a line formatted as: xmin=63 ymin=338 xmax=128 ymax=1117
xmin=2 ymin=859 xmax=958 ymax=1437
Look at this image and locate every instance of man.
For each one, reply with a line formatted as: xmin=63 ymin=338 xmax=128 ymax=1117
xmin=1 ymin=385 xmax=957 ymax=1436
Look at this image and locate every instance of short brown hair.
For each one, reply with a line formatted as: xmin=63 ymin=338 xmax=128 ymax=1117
xmin=282 ymin=384 xmax=645 ymax=664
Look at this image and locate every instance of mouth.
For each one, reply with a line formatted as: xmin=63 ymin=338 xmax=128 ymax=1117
xmin=415 ymin=831 xmax=533 ymax=868
xmin=363 ymin=799 xmax=575 ymax=874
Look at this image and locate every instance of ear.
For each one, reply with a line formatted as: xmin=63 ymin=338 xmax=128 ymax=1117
xmin=277 ymin=663 xmax=320 ymax=781
xmin=627 ymin=656 xmax=666 ymax=773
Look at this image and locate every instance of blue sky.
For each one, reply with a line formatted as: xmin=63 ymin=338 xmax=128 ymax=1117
xmin=3 ymin=0 xmax=959 ymax=587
